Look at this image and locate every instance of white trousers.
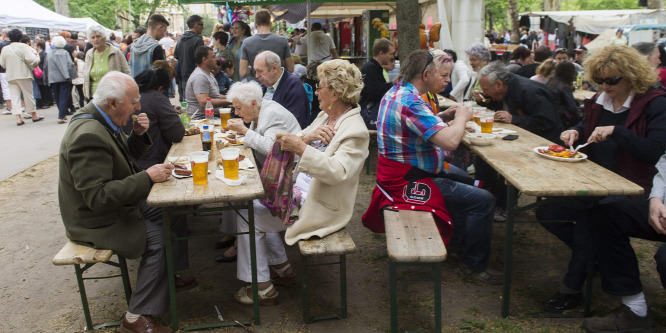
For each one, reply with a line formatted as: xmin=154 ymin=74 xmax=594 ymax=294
xmin=0 ymin=73 xmax=10 ymax=100
xmin=236 ymin=199 xmax=288 ymax=283
xmin=8 ymin=78 xmax=35 ymax=115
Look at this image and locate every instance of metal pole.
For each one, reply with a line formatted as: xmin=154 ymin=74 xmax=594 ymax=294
xmin=306 ymin=0 xmax=311 ymax=64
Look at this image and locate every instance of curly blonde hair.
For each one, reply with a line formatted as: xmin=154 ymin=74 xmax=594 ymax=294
xmin=536 ymin=59 xmax=556 ymax=77
xmin=317 ymin=59 xmax=364 ymax=105
xmin=584 ymin=46 xmax=657 ymax=94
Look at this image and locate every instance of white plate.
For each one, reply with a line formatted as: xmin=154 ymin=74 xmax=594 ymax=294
xmin=492 ymin=128 xmax=517 ymax=135
xmin=533 ymin=146 xmax=588 ymax=163
xmin=219 ymin=159 xmax=254 ymax=170
xmin=172 ymin=162 xmax=192 ymax=178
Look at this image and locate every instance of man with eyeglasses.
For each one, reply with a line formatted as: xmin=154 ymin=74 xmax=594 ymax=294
xmin=359 ymin=38 xmax=396 ymax=129
xmin=174 ymin=15 xmax=204 ymax=101
xmin=371 ymin=50 xmax=501 ymax=285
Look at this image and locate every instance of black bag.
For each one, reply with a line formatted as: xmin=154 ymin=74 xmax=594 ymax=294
xmin=361 ymin=101 xmax=380 ymax=130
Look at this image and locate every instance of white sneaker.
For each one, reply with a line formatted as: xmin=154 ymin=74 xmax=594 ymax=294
xmin=493 ymin=208 xmax=507 ymax=222
xmin=2 ymin=110 xmax=11 ymax=115
xmin=467 ymin=165 xmax=476 ymax=175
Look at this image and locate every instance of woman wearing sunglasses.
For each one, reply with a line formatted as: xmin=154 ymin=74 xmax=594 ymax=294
xmin=537 ymin=46 xmax=666 ymax=316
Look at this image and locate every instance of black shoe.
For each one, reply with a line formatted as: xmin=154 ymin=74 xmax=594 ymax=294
xmin=582 ymin=304 xmax=656 ymax=333
xmin=543 ymin=291 xmax=583 ymax=312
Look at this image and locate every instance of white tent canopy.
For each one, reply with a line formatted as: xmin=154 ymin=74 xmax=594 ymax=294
xmin=521 ymin=9 xmax=666 ymax=35
xmin=70 ymin=17 xmax=122 ymax=38
xmin=0 ymin=0 xmax=87 ymax=31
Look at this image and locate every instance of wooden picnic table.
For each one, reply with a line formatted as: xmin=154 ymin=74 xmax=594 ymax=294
xmin=146 ymin=130 xmax=265 ymax=331
xmin=573 ymin=89 xmax=596 ymax=103
xmin=463 ymin=123 xmax=643 ymax=317
xmin=436 ymin=94 xmax=457 ymax=109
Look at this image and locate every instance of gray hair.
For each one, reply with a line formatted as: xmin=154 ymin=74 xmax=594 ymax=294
xmin=1 ymin=28 xmax=9 ymax=36
xmin=398 ymin=49 xmax=437 ymax=84
xmin=632 ymin=42 xmax=657 ymax=57
xmin=92 ymin=71 xmax=136 ymax=106
xmin=51 ymin=36 xmax=66 ymax=49
xmin=257 ymin=50 xmax=281 ymax=69
xmin=466 ymin=42 xmax=491 ymax=61
xmin=478 ymin=61 xmax=512 ymax=85
xmin=226 ymin=81 xmax=263 ymax=107
xmin=87 ymin=26 xmax=107 ymax=40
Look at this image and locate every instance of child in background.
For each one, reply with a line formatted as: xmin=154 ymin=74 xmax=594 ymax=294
xmin=72 ymin=51 xmax=85 ymax=108
xmin=215 ymin=58 xmax=234 ymax=95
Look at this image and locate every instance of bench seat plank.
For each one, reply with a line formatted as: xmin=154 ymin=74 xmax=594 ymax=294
xmin=53 ymin=241 xmax=114 ymax=265
xmin=298 ymin=228 xmax=356 ymax=257
xmin=384 ymin=210 xmax=446 ymax=263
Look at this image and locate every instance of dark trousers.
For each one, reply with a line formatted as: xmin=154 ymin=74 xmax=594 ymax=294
xmin=74 ymin=84 xmax=84 ymax=108
xmin=37 ymin=84 xmax=53 ymax=108
xmin=474 ymin=158 xmax=507 ymax=208
xmin=588 ymin=198 xmax=666 ymax=296
xmin=51 ymin=81 xmax=72 ymax=120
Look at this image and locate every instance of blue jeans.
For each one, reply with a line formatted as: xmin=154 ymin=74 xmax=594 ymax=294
xmin=432 ymin=177 xmax=495 ymax=271
xmin=51 ymin=81 xmax=71 ymax=120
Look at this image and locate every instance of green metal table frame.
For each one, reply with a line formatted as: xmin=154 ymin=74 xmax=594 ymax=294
xmin=300 ymin=253 xmax=349 ymax=323
xmin=389 ymin=261 xmax=442 ymax=333
xmin=74 ymin=256 xmax=132 ymax=330
xmin=501 ymin=185 xmax=595 ymax=318
xmin=163 ymin=201 xmax=259 ymax=331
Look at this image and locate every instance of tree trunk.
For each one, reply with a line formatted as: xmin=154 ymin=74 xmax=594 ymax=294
xmin=544 ymin=0 xmax=562 ymax=11
xmin=396 ymin=0 xmax=421 ymax=61
xmin=488 ymin=11 xmax=493 ymax=31
xmin=54 ymin=0 xmax=70 ymax=17
xmin=647 ymin=0 xmax=663 ymax=9
xmin=509 ymin=0 xmax=520 ymax=44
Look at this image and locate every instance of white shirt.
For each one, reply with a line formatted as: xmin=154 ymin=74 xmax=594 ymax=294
xmin=595 ymin=91 xmax=634 ymax=114
xmin=263 ymin=67 xmax=286 ymax=101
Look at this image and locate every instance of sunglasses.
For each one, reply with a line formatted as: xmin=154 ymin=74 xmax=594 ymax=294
xmin=593 ymin=76 xmax=623 ymax=85
xmin=422 ymin=52 xmax=433 ymax=75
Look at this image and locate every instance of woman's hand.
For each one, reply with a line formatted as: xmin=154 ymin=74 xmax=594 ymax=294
xmin=302 ymin=125 xmax=336 ymax=145
xmin=276 ymin=133 xmax=307 ymax=156
xmin=588 ymin=126 xmax=615 ymax=143
xmin=560 ymin=129 xmax=579 ymax=146
xmin=226 ymin=119 xmax=248 ymax=135
xmin=649 ymin=197 xmax=666 ymax=235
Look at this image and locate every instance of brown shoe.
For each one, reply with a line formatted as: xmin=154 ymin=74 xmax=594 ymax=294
xmin=118 ymin=314 xmax=173 ymax=333
xmin=582 ymin=304 xmax=656 ymax=333
xmin=175 ymin=274 xmax=198 ymax=292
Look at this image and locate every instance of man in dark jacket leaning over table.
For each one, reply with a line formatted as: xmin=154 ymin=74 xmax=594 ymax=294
xmin=58 ymin=71 xmax=194 ymax=333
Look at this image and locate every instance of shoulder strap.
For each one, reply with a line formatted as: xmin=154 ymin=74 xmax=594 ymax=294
xmin=69 ymin=113 xmax=95 ymax=122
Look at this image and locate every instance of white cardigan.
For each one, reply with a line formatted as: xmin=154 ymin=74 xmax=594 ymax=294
xmin=450 ymin=60 xmax=472 ymax=102
xmin=284 ymin=106 xmax=369 ymax=245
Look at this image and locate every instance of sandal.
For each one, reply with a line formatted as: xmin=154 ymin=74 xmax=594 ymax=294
xmin=234 ymin=284 xmax=278 ymax=306
xmin=32 ymin=116 xmax=44 ymax=122
xmin=270 ymin=263 xmax=296 ymax=287
xmin=16 ymin=120 xmax=25 ymax=126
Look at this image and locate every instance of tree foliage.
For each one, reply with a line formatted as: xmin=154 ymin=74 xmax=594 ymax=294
xmin=33 ymin=0 xmax=182 ymax=31
xmin=560 ymin=0 xmax=641 ymax=10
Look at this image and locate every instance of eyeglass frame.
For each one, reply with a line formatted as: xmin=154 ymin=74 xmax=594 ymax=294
xmin=421 ymin=51 xmax=434 ymax=76
xmin=593 ymin=76 xmax=623 ymax=86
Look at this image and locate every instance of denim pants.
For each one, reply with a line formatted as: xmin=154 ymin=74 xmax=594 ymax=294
xmin=51 ymin=81 xmax=71 ymax=120
xmin=432 ymin=177 xmax=495 ymax=272
xmin=588 ymin=198 xmax=666 ymax=296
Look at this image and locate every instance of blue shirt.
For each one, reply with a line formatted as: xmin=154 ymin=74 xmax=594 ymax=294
xmin=93 ymin=102 xmax=120 ymax=133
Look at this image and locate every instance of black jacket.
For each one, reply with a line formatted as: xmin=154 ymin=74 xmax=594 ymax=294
xmin=360 ymin=58 xmax=393 ymax=107
xmin=515 ymin=62 xmax=539 ymax=79
xmin=173 ymin=31 xmax=203 ymax=84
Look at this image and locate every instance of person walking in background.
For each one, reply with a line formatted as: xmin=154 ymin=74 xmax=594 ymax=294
xmin=610 ymin=29 xmax=628 ymax=46
xmin=129 ymin=14 xmax=168 ymax=77
xmin=44 ymin=36 xmax=77 ymax=124
xmin=227 ymin=20 xmax=251 ymax=82
xmin=239 ymin=9 xmax=294 ymax=80
xmin=174 ymin=15 xmax=204 ymax=100
xmin=297 ymin=22 xmax=338 ymax=62
xmin=72 ymin=51 xmax=85 ymax=109
xmin=35 ymin=39 xmax=53 ymax=109
xmin=0 ymin=29 xmax=41 ymax=125
xmin=83 ymin=26 xmax=130 ymax=101
xmin=0 ymin=28 xmax=13 ymax=115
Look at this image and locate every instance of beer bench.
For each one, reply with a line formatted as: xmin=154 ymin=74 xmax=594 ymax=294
xmin=53 ymin=240 xmax=132 ymax=330
xmin=298 ymin=228 xmax=356 ymax=324
xmin=384 ymin=209 xmax=447 ymax=333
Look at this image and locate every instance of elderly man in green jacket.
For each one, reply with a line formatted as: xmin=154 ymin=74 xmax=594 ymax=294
xmin=58 ymin=71 xmax=189 ymax=333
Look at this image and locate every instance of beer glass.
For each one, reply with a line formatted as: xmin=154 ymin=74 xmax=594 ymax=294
xmin=220 ymin=108 xmax=232 ymax=128
xmin=189 ymin=151 xmax=209 ymax=185
xmin=472 ymin=107 xmax=486 ymax=125
xmin=220 ymin=148 xmax=240 ymax=180
xmin=480 ymin=113 xmax=494 ymax=134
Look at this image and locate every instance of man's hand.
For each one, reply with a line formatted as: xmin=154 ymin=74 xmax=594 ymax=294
xmin=133 ymin=113 xmax=149 ymax=136
xmin=494 ymin=110 xmax=512 ymax=123
xmin=560 ymin=129 xmax=579 ymax=146
xmin=302 ymin=125 xmax=335 ymax=145
xmin=588 ymin=126 xmax=615 ymax=143
xmin=453 ymin=105 xmax=473 ymax=123
xmin=649 ymin=197 xmax=666 ymax=235
xmin=226 ymin=119 xmax=248 ymax=135
xmin=146 ymin=163 xmax=175 ymax=183
xmin=276 ymin=133 xmax=307 ymax=156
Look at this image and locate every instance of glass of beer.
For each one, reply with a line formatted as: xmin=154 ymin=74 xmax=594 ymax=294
xmin=189 ymin=151 xmax=209 ymax=185
xmin=220 ymin=108 xmax=232 ymax=128
xmin=480 ymin=113 xmax=494 ymax=134
xmin=220 ymin=148 xmax=240 ymax=180
xmin=472 ymin=107 xmax=486 ymax=125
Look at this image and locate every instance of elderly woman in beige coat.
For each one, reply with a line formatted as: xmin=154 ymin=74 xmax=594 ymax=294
xmin=233 ymin=59 xmax=369 ymax=306
xmin=0 ymin=29 xmax=40 ymax=125
xmin=83 ymin=26 xmax=130 ymax=100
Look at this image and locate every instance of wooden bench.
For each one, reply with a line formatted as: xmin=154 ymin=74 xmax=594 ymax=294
xmin=53 ymin=240 xmax=132 ymax=330
xmin=384 ymin=209 xmax=447 ymax=333
xmin=298 ymin=228 xmax=356 ymax=323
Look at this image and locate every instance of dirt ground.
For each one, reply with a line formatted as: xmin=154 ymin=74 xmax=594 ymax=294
xmin=2 ymin=150 xmax=666 ymax=333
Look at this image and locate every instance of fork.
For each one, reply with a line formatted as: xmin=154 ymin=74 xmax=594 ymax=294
xmin=573 ymin=142 xmax=592 ymax=154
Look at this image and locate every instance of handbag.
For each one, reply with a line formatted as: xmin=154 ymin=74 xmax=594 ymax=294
xmin=33 ymin=66 xmax=43 ymax=79
xmin=259 ymin=142 xmax=298 ymax=225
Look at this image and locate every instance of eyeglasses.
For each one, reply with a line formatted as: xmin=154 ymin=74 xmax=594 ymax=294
xmin=593 ymin=76 xmax=623 ymax=85
xmin=422 ymin=52 xmax=433 ymax=75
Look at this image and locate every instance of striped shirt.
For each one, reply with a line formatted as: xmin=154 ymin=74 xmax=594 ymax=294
xmin=377 ymin=81 xmax=447 ymax=174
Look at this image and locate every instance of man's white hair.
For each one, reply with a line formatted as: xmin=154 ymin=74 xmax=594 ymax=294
xmin=88 ymin=26 xmax=107 ymax=40
xmin=257 ymin=50 xmax=281 ymax=68
xmin=226 ymin=81 xmax=263 ymax=107
xmin=51 ymin=36 xmax=66 ymax=49
xmin=92 ymin=71 xmax=136 ymax=106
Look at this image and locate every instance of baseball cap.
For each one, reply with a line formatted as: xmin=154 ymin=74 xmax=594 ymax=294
xmin=574 ymin=45 xmax=587 ymax=52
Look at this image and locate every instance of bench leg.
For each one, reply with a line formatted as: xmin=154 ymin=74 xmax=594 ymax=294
xmin=389 ymin=261 xmax=397 ymax=333
xmin=118 ymin=256 xmax=132 ymax=305
xmin=74 ymin=264 xmax=94 ymax=331
xmin=300 ymin=254 xmax=311 ymax=323
xmin=340 ymin=255 xmax=348 ymax=319
xmin=433 ymin=262 xmax=442 ymax=333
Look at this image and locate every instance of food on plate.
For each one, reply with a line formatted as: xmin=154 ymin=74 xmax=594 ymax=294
xmin=174 ymin=169 xmax=192 ymax=176
xmin=227 ymin=137 xmax=237 ymax=144
xmin=185 ymin=127 xmax=201 ymax=136
xmin=537 ymin=145 xmax=583 ymax=158
xmin=173 ymin=163 xmax=188 ymax=170
xmin=239 ymin=154 xmax=245 ymax=161
xmin=227 ymin=133 xmax=236 ymax=139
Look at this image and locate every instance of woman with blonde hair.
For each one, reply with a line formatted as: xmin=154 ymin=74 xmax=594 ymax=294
xmin=232 ymin=59 xmax=369 ymax=305
xmin=530 ymin=58 xmax=556 ymax=84
xmin=537 ymin=46 xmax=666 ymax=314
